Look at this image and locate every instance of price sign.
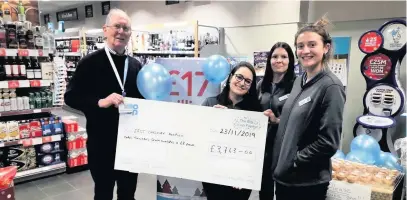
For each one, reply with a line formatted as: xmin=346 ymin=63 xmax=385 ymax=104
xmin=22 ymin=139 xmax=32 ymax=147
xmin=42 ymin=136 xmax=52 ymax=143
xmin=358 ymin=30 xmax=383 ymax=54
xmin=0 ymin=48 xmax=6 ymax=56
xmin=7 ymin=81 xmax=19 ymax=88
xmin=156 ymin=58 xmax=221 ymax=105
xmin=38 ymin=49 xmax=43 ymax=57
xmin=17 ymin=49 xmax=29 ymax=57
xmin=30 ymin=80 xmax=41 ymax=87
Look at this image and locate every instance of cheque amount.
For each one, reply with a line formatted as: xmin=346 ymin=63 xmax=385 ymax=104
xmin=219 ymin=129 xmax=256 ymax=138
xmin=209 ymin=144 xmax=255 ymax=161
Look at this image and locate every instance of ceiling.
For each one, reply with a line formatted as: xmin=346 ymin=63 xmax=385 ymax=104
xmin=38 ymin=1 xmax=88 ymax=14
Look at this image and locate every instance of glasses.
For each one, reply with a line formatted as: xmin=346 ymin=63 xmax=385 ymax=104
xmin=107 ymin=24 xmax=131 ymax=33
xmin=234 ymin=74 xmax=252 ymax=86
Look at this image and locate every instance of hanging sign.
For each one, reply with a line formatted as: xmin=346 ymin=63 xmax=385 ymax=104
xmin=363 ymin=84 xmax=404 ymax=117
xmin=101 ymin=1 xmax=111 ymax=15
xmin=85 ymin=5 xmax=93 ymax=18
xmin=358 ymin=30 xmax=383 ymax=54
xmin=362 ymin=53 xmax=392 ymax=81
xmin=356 ymin=115 xmax=395 ymax=129
xmin=380 ymin=21 xmax=406 ymax=51
xmin=56 ymin=8 xmax=78 ymax=22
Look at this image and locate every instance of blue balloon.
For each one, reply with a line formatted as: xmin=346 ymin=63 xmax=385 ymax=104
xmin=376 ymin=151 xmax=403 ymax=171
xmin=350 ymin=134 xmax=381 ymax=157
xmin=346 ymin=150 xmax=376 ymax=165
xmin=136 ymin=63 xmax=172 ymax=100
xmin=332 ymin=150 xmax=346 ymax=159
xmin=202 ymin=55 xmax=230 ymax=84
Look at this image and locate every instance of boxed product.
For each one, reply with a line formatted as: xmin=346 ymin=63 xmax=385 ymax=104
xmin=36 ymin=152 xmax=63 ymax=167
xmin=40 ymin=118 xmax=53 ymax=136
xmin=62 ymin=119 xmax=78 ymax=133
xmin=53 ymin=117 xmax=63 ymax=135
xmin=67 ymin=132 xmax=87 ymax=150
xmin=18 ymin=121 xmax=30 ymax=139
xmin=68 ymin=149 xmax=88 ymax=168
xmin=35 ymin=142 xmax=62 ymax=155
xmin=25 ymin=147 xmax=36 ymax=170
xmin=6 ymin=121 xmax=19 ymax=141
xmin=29 ymin=120 xmax=42 ymax=138
xmin=0 ymin=123 xmax=7 ymax=143
xmin=6 ymin=146 xmax=27 ymax=172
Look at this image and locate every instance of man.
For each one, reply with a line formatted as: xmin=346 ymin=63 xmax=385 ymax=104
xmin=64 ymin=9 xmax=143 ymax=200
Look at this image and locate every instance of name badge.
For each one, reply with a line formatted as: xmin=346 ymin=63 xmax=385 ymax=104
xmin=298 ymin=96 xmax=311 ymax=106
xmin=278 ymin=94 xmax=289 ymax=102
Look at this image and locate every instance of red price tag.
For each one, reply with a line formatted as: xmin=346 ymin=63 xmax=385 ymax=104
xmin=38 ymin=50 xmax=43 ymax=57
xmin=42 ymin=136 xmax=52 ymax=143
xmin=30 ymin=80 xmax=41 ymax=87
xmin=22 ymin=139 xmax=32 ymax=147
xmin=0 ymin=48 xmax=5 ymax=56
xmin=8 ymin=81 xmax=20 ymax=88
xmin=18 ymin=49 xmax=29 ymax=56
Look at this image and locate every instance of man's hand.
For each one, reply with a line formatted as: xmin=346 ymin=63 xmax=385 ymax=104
xmin=98 ymin=93 xmax=124 ymax=108
xmin=213 ymin=104 xmax=227 ymax=109
xmin=264 ymin=109 xmax=280 ymax=124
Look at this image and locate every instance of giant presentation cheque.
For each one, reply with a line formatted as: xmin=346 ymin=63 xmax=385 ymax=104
xmin=114 ymin=98 xmax=269 ymax=190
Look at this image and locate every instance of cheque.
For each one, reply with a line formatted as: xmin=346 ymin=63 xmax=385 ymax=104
xmin=114 ymin=97 xmax=268 ymax=190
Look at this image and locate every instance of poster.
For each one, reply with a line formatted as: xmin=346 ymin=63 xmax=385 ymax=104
xmin=0 ymin=0 xmax=40 ymax=25
xmin=154 ymin=58 xmax=221 ymax=200
xmin=331 ymin=36 xmax=351 ymax=87
xmin=253 ymin=51 xmax=268 ymax=76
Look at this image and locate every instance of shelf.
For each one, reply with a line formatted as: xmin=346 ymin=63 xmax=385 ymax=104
xmin=56 ymin=52 xmax=82 ymax=56
xmin=0 ymin=134 xmax=63 ymax=148
xmin=0 ymin=80 xmax=52 ymax=89
xmin=0 ymin=108 xmax=53 ymax=117
xmin=133 ymin=50 xmax=195 ymax=55
xmin=0 ymin=49 xmax=52 ymax=57
xmin=14 ymin=162 xmax=66 ymax=183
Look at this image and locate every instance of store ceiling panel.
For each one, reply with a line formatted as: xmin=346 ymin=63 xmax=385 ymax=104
xmin=38 ymin=1 xmax=86 ymax=14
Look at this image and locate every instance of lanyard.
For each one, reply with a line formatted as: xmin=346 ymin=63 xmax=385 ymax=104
xmin=105 ymin=47 xmax=129 ymax=97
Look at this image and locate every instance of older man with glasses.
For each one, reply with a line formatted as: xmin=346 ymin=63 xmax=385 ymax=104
xmin=65 ymin=8 xmax=143 ymax=200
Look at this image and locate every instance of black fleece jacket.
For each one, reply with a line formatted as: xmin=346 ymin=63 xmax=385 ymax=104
xmin=271 ymin=69 xmax=345 ymax=186
xmin=64 ymin=49 xmax=144 ymax=156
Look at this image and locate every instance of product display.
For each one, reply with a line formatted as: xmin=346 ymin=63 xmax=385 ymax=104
xmin=63 ymin=119 xmax=88 ymax=169
xmin=332 ymin=158 xmax=404 ymax=197
xmin=379 ymin=20 xmax=406 ymax=52
xmin=363 ymin=84 xmax=404 ymax=117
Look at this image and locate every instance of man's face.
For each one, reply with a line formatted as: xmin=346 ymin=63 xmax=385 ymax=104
xmin=103 ymin=14 xmax=132 ymax=52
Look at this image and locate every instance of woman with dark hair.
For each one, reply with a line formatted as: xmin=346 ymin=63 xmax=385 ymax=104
xmin=271 ymin=16 xmax=345 ymax=200
xmin=257 ymin=42 xmax=297 ymax=200
xmin=201 ymin=61 xmax=261 ymax=200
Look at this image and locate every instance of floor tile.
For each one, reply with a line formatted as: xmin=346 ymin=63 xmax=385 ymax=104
xmin=49 ymin=189 xmax=91 ymax=200
xmin=40 ymin=182 xmax=77 ymax=197
xmin=14 ymin=182 xmax=48 ymax=200
xmin=33 ymin=175 xmax=67 ymax=190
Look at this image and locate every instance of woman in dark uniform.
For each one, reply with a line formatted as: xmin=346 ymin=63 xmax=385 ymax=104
xmin=257 ymin=42 xmax=296 ymax=200
xmin=201 ymin=61 xmax=261 ymax=200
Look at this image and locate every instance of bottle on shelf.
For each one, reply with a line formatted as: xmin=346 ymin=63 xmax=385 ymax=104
xmin=4 ymin=56 xmax=11 ymax=80
xmin=18 ymin=56 xmax=26 ymax=80
xmin=25 ymin=57 xmax=34 ymax=80
xmin=17 ymin=0 xmax=25 ymax=22
xmin=9 ymin=89 xmax=16 ymax=111
xmin=0 ymin=10 xmax=6 ymax=48
xmin=34 ymin=26 xmax=43 ymax=49
xmin=0 ymin=57 xmax=5 ymax=81
xmin=25 ymin=21 xmax=34 ymax=49
xmin=1 ymin=0 xmax=11 ymax=23
xmin=11 ymin=56 xmax=20 ymax=80
xmin=6 ymin=23 xmax=18 ymax=49
xmin=3 ymin=89 xmax=10 ymax=111
xmin=32 ymin=57 xmax=42 ymax=80
xmin=42 ymin=27 xmax=50 ymax=51
xmin=17 ymin=22 xmax=27 ymax=49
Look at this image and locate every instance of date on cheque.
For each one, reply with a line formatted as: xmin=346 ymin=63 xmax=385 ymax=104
xmin=220 ymin=129 xmax=255 ymax=138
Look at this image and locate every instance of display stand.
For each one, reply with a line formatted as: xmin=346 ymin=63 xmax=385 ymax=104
xmin=353 ymin=19 xmax=406 ymax=155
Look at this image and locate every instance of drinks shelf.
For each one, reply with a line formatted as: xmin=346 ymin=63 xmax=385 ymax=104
xmin=0 ymin=49 xmax=53 ymax=57
xmin=133 ymin=50 xmax=195 ymax=55
xmin=0 ymin=107 xmax=54 ymax=117
xmin=0 ymin=80 xmax=52 ymax=89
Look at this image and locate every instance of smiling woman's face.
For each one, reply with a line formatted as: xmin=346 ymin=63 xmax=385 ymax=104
xmin=229 ymin=67 xmax=253 ymax=96
xmin=270 ymin=47 xmax=289 ymax=74
xmin=296 ymin=31 xmax=329 ymax=70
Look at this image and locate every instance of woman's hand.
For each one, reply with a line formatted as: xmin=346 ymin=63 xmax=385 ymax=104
xmin=264 ymin=109 xmax=280 ymax=124
xmin=213 ymin=104 xmax=227 ymax=109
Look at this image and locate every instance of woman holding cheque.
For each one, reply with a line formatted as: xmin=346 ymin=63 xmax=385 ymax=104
xmin=201 ymin=61 xmax=261 ymax=200
xmin=257 ymin=42 xmax=297 ymax=200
